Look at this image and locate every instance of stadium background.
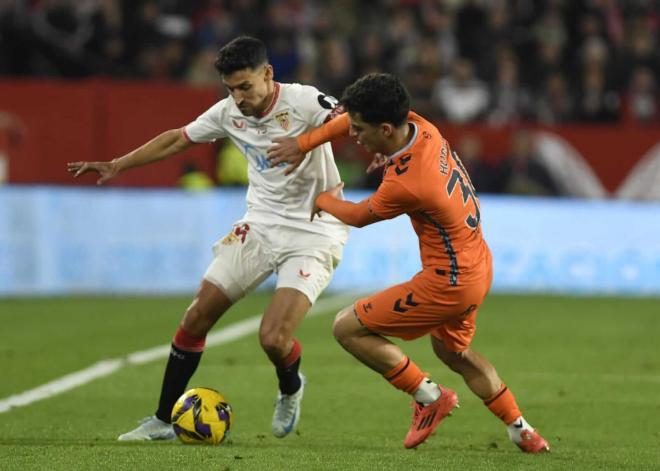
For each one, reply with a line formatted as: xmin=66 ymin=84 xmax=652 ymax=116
xmin=1 ymin=1 xmax=659 ymax=469
xmin=1 ymin=0 xmax=659 ymax=295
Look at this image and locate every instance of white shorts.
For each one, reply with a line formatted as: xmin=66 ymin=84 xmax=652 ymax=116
xmin=203 ymin=221 xmax=343 ymax=304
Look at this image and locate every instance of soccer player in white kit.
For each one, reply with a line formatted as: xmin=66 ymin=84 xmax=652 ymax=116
xmin=67 ymin=36 xmax=348 ymax=441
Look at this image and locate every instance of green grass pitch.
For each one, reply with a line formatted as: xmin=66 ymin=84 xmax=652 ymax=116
xmin=1 ymin=293 xmax=659 ymax=470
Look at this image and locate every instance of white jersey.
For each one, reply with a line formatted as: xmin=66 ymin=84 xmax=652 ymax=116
xmin=184 ymin=82 xmax=348 ymax=244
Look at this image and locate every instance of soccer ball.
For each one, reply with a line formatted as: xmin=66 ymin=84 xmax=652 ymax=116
xmin=171 ymin=387 xmax=233 ymax=445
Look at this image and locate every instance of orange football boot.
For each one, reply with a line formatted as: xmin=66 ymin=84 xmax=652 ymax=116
xmin=516 ymin=429 xmax=550 ymax=453
xmin=403 ymin=386 xmax=458 ymax=449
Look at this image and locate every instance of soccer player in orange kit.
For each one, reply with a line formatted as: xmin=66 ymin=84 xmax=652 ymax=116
xmin=267 ymin=73 xmax=550 ymax=452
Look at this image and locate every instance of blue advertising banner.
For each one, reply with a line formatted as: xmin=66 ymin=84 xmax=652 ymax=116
xmin=1 ymin=187 xmax=658 ymax=296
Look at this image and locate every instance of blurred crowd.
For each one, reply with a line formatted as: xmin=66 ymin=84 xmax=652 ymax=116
xmin=1 ymin=0 xmax=659 ymax=195
xmin=2 ymin=0 xmax=658 ymax=125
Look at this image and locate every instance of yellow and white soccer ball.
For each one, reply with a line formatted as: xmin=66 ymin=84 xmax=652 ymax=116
xmin=171 ymin=387 xmax=233 ymax=445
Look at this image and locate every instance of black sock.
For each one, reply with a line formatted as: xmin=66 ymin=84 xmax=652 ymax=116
xmin=276 ymin=356 xmax=302 ymax=395
xmin=155 ymin=344 xmax=203 ymax=422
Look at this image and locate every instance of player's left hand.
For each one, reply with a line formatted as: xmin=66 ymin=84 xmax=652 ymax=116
xmin=267 ymin=137 xmax=305 ymax=175
xmin=311 ymin=182 xmax=344 ymax=221
xmin=366 ymin=153 xmax=388 ymax=173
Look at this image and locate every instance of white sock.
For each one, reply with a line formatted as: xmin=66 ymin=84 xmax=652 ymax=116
xmin=507 ymin=416 xmax=533 ymax=444
xmin=412 ymin=378 xmax=441 ymax=406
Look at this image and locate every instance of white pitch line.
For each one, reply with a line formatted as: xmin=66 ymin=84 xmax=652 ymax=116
xmin=0 ymin=292 xmax=358 ymax=414
xmin=0 ymin=360 xmax=123 ymax=413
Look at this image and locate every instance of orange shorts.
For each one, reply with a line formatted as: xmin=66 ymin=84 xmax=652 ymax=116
xmin=354 ymin=264 xmax=493 ymax=352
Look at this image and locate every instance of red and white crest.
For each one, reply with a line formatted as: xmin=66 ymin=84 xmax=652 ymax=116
xmin=275 ymin=111 xmax=290 ymax=131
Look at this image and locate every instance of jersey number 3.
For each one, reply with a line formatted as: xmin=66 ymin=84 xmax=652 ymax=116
xmin=446 ymin=151 xmax=481 ymax=229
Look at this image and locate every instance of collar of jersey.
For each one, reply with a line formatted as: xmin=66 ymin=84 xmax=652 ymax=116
xmin=386 ymin=122 xmax=418 ymax=161
xmin=256 ymin=82 xmax=281 ymax=118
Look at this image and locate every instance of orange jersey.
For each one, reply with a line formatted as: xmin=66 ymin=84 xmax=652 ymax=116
xmin=368 ymin=112 xmax=490 ymax=285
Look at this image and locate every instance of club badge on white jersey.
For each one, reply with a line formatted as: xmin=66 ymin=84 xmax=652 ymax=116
xmin=184 ymin=82 xmax=348 ymax=244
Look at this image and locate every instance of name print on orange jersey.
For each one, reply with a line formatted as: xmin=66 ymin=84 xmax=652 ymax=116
xmin=439 ymin=142 xmax=449 ymax=176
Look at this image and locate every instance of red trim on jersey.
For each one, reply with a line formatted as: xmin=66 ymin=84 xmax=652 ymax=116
xmin=258 ymin=82 xmax=281 ymax=118
xmin=181 ymin=127 xmax=194 ymax=143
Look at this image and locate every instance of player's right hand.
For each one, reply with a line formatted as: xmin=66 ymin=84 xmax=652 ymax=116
xmin=67 ymin=160 xmax=119 ymax=185
xmin=267 ymin=137 xmax=306 ymax=175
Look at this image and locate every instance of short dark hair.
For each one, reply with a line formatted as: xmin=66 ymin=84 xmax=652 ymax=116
xmin=341 ymin=73 xmax=410 ymax=127
xmin=214 ymin=36 xmax=268 ymax=76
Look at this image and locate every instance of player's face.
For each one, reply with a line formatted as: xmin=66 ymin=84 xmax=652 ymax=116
xmin=222 ymin=64 xmax=273 ymax=117
xmin=348 ymin=112 xmax=390 ymax=154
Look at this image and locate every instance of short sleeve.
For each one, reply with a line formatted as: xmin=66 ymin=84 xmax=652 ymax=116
xmin=369 ymin=178 xmax=419 ymax=220
xmin=184 ymin=100 xmax=229 ymax=143
xmin=291 ymin=84 xmax=339 ymax=127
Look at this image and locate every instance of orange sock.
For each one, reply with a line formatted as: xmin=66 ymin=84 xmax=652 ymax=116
xmin=483 ymin=384 xmax=522 ymax=425
xmin=383 ymin=356 xmax=426 ymax=394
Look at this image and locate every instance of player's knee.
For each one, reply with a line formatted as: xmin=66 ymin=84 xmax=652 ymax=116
xmin=332 ymin=309 xmax=348 ymax=340
xmin=332 ymin=307 xmax=357 ymax=346
xmin=259 ymin=328 xmax=289 ymax=357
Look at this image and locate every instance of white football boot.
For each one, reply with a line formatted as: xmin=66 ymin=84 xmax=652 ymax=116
xmin=117 ymin=416 xmax=176 ymax=441
xmin=271 ymin=373 xmax=305 ymax=438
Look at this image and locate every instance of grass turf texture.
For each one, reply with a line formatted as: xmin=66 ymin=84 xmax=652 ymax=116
xmin=1 ymin=293 xmax=658 ymax=470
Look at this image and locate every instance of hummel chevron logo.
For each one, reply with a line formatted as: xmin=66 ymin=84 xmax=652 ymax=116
xmin=393 ymin=293 xmax=419 ymax=313
xmin=405 ymin=293 xmax=418 ymax=306
xmin=394 ymin=154 xmax=412 ymax=175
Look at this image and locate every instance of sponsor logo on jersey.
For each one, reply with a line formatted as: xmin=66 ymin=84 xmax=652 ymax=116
xmin=255 ymin=124 xmax=268 ymax=135
xmin=232 ymin=118 xmax=246 ymax=130
xmin=275 ymin=111 xmax=290 ymax=131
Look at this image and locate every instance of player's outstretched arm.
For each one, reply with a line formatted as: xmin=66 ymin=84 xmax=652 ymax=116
xmin=312 ymin=182 xmax=381 ymax=228
xmin=67 ymin=128 xmax=194 ymax=185
xmin=267 ymin=113 xmax=351 ymax=174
